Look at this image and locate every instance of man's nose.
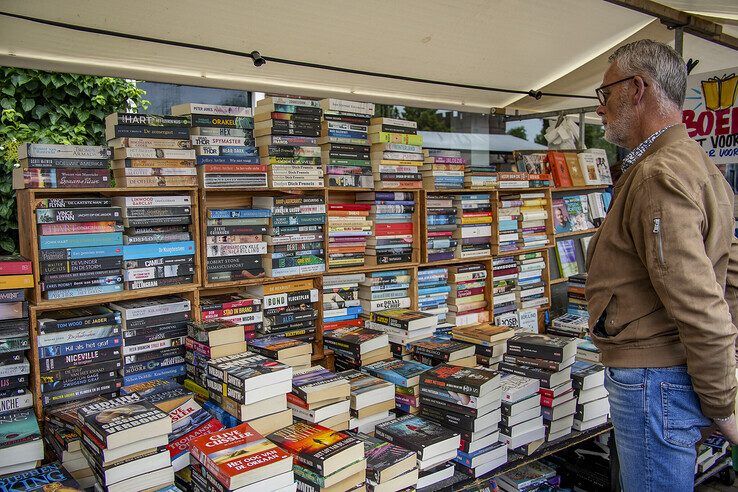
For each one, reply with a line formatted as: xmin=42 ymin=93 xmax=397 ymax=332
xmin=596 ymin=104 xmax=606 ymax=117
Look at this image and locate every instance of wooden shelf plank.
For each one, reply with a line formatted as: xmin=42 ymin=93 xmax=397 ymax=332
xmin=555 ymin=227 xmax=599 ymax=238
xmin=31 ymin=284 xmax=200 ymax=312
xmin=23 ymin=186 xmax=199 ymax=194
xmin=551 ymin=184 xmax=610 ymax=192
xmin=550 ymin=277 xmax=569 ymax=285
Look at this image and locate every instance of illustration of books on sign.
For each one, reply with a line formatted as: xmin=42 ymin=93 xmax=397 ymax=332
xmin=701 ymin=73 xmax=738 ymax=110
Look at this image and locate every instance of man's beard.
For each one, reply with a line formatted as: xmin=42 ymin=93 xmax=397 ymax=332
xmin=603 ymin=97 xmax=635 ymax=149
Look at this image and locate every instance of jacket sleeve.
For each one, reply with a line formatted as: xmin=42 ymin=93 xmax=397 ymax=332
xmin=630 ymin=172 xmax=737 ymax=419
xmin=727 ymin=237 xmax=738 ymax=364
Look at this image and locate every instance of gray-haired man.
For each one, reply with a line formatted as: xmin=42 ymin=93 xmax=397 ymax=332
xmin=585 ymin=39 xmax=738 ymax=490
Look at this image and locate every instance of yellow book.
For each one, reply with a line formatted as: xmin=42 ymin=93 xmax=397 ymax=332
xmin=374 ymin=159 xmax=423 ymax=167
xmin=369 ymin=132 xmax=423 ymax=146
xmin=522 ymin=198 xmax=547 ymax=206
xmin=0 ymin=275 xmax=33 ymax=289
xmin=460 ymin=216 xmax=493 ymax=225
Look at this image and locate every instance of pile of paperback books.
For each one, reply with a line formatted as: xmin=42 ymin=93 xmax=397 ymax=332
xmin=14 ymin=143 xmax=111 ymax=189
xmin=289 ymin=366 xmax=350 ymax=430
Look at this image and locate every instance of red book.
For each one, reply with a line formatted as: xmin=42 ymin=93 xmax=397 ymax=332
xmin=39 ymin=222 xmax=121 ymax=235
xmin=323 ymin=318 xmax=364 ymax=332
xmin=0 ymin=256 xmax=32 ymax=275
xmin=328 ymin=203 xmax=372 ymax=211
xmin=190 ymin=422 xmax=292 ymax=489
xmin=547 ymin=151 xmax=573 ymax=188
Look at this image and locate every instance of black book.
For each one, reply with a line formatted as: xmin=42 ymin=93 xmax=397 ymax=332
xmin=0 ymin=289 xmax=25 ymax=303
xmin=41 ymin=378 xmax=122 ymax=406
xmin=41 ymin=359 xmax=123 ymax=383
xmin=38 ymin=306 xmax=121 ymax=333
xmin=124 ymin=345 xmax=185 ymax=365
xmin=190 ymin=113 xmax=254 ymax=129
xmin=41 ymin=368 xmax=119 ymax=393
xmin=420 ymin=364 xmax=500 ymax=397
xmin=39 ymin=257 xmax=123 ymax=275
xmin=36 ymin=207 xmax=122 ymax=224
xmin=123 ymin=206 xmax=192 ymax=218
xmin=40 ymin=268 xmax=121 ymax=284
xmin=206 ymin=255 xmax=262 ymax=273
xmin=109 ymin=124 xmax=191 ymax=139
xmin=374 ymin=414 xmax=460 ymax=460
xmin=506 ymin=333 xmax=577 ymax=363
xmin=206 ymin=225 xmax=268 ymax=236
xmin=22 ymin=157 xmax=109 ymax=169
xmin=419 ymin=405 xmax=480 ymax=432
xmin=123 ymin=255 xmax=194 ymax=270
xmin=411 ymin=338 xmax=475 ymax=362
xmin=40 ymin=347 xmax=122 ymax=372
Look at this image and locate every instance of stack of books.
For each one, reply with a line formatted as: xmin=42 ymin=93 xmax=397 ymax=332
xmin=492 ymin=256 xmax=520 ymax=327
xmin=497 ymin=193 xmax=521 ymax=253
xmin=359 ymin=270 xmax=413 ymax=319
xmin=324 ymin=326 xmax=391 ymax=371
xmin=255 ymin=96 xmax=324 ymax=188
xmin=464 ymin=152 xmax=498 ymax=189
xmin=105 ymin=113 xmax=197 ymax=188
xmin=351 ymin=432 xmax=418 ymax=491
xmin=515 ymin=252 xmax=549 ymax=311
xmin=451 ymin=323 xmax=515 ymax=370
xmin=422 ymin=149 xmax=466 ymax=190
xmin=366 ymin=309 xmax=438 ymax=357
xmin=496 ymin=461 xmax=558 ymax=492
xmin=320 ymin=98 xmax=375 ymax=188
xmin=0 ymin=256 xmax=32 ymax=412
xmin=78 ymin=394 xmax=175 ymax=491
xmin=571 ymin=361 xmax=609 ymax=431
xmin=269 ymin=422 xmax=366 ymax=491
xmin=340 ymin=370 xmax=396 ymax=434
xmin=425 ymin=194 xmax=458 ymax=262
xmin=322 ymin=273 xmax=365 ymax=333
xmin=454 ymin=194 xmax=493 ymax=259
xmin=447 ymin=264 xmax=489 ymax=328
xmin=417 ymin=267 xmax=452 ymax=338
xmin=696 ymin=434 xmax=731 ymax=475
xmin=497 ymin=171 xmax=530 ymax=189
xmin=246 ymin=279 xmax=320 ymax=343
xmin=363 ymin=358 xmax=432 ymax=416
xmin=369 ymin=118 xmax=423 ymax=189
xmin=204 ymin=207 xmax=269 ymax=283
xmin=410 ymin=337 xmax=476 ymax=368
xmin=35 ymin=197 xmax=124 ymax=299
xmin=549 ymin=313 xmax=589 ymax=338
xmin=576 ymin=337 xmax=602 ymax=363
xmin=327 ymin=201 xmax=372 ymax=268
xmin=502 ymin=334 xmax=578 ymax=442
xmin=511 ymin=191 xmax=550 ymax=250
xmin=567 ymin=273 xmax=588 ymax=317
xmin=0 ymin=408 xmax=44 ymax=475
xmin=185 ymin=319 xmax=247 ymax=388
xmin=172 ymin=103 xmax=263 ymax=189
xmin=14 ymin=143 xmax=111 ymax=189
xmin=110 ymin=296 xmax=191 ymax=385
xmin=375 ymin=415 xmax=460 ymax=489
xmin=499 ymin=374 xmax=544 ymax=451
xmin=249 ymin=336 xmax=312 ymax=370
xmin=199 ymin=293 xmax=263 ymax=342
xmin=356 ymin=191 xmax=416 ymax=265
xmin=115 ymin=195 xmax=196 ymax=290
xmin=419 ymin=365 xmax=506 ymax=478
xmin=45 ymin=401 xmax=99 ymax=488
xmin=252 ymin=194 xmax=326 ymax=277
xmin=38 ymin=307 xmax=123 ymax=407
xmin=516 ymin=153 xmax=553 ymax=188
xmin=290 ymin=366 xmax=351 ymax=430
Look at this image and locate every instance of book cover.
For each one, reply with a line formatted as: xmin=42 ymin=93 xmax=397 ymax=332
xmin=507 ymin=333 xmax=577 ymax=363
xmin=410 ymin=337 xmax=474 ymax=361
xmin=266 ymin=422 xmax=361 ymax=474
xmin=350 ymin=431 xmax=415 ymax=482
xmin=363 ymin=359 xmax=432 ymax=387
xmin=374 ymin=414 xmax=457 ymax=454
xmin=420 ymin=364 xmax=500 ymax=397
xmin=563 ymin=196 xmax=594 ymax=232
xmin=556 ymin=239 xmax=579 ymax=278
xmin=291 ymin=366 xmax=348 ymax=401
xmin=0 ymin=408 xmax=41 ymax=449
xmin=0 ymin=461 xmax=83 ymax=491
xmin=552 ymin=199 xmax=572 ymax=234
xmin=77 ymin=394 xmax=171 ymax=447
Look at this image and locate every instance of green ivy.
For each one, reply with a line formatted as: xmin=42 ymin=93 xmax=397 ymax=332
xmin=0 ymin=67 xmax=149 ymax=254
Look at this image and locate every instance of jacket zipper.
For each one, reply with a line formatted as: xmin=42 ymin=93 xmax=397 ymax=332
xmin=653 ymin=218 xmax=665 ymax=267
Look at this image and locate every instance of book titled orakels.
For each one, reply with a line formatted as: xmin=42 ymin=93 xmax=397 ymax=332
xmin=0 ymin=461 xmax=83 ymax=491
xmin=374 ymin=414 xmax=460 ymax=460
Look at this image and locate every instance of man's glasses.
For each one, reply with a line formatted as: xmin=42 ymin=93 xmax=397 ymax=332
xmin=595 ymin=76 xmax=648 ymax=105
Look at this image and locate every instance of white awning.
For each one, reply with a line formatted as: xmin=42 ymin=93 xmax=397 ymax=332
xmin=420 ymin=132 xmax=547 ymax=152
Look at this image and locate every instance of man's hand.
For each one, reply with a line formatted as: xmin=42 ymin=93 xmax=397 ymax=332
xmin=714 ymin=414 xmax=738 ymax=445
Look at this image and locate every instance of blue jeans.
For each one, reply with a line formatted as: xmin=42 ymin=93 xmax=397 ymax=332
xmin=605 ymin=366 xmax=711 ymax=492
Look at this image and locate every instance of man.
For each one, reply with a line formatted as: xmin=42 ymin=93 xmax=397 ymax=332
xmin=585 ymin=39 xmax=738 ymax=491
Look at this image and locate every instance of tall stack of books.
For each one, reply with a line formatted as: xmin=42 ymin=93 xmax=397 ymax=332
xmin=452 ymin=322 xmax=515 ymax=370
xmin=269 ymin=422 xmax=366 ymax=492
xmin=366 ymin=309 xmax=438 ymax=360
xmin=359 ymin=270 xmax=413 ymax=319
xmin=497 ymin=193 xmax=521 ymax=253
xmin=171 ymin=103 xmax=264 ymax=189
xmin=322 ymin=273 xmax=365 ymax=333
xmin=356 ymin=191 xmax=416 ymax=265
xmin=0 ymin=408 xmax=43 ymax=475
xmin=369 ymin=118 xmax=423 ymax=190
xmin=566 ymin=273 xmax=588 ymax=317
xmin=78 ymin=394 xmax=175 ymax=491
xmin=246 ymin=278 xmax=320 ymax=343
xmin=422 ymin=149 xmax=466 ymax=190
xmin=110 ymin=296 xmax=191 ymax=385
xmin=464 ymin=153 xmax=499 ymax=189
xmin=114 ymin=195 xmax=196 ymax=290
xmin=185 ymin=319 xmax=248 ymax=388
xmin=454 ymin=194 xmax=493 ymax=259
xmin=249 ymin=336 xmax=313 ymax=370
xmin=496 ymin=461 xmax=558 ymax=492
xmin=38 ymin=307 xmax=123 ymax=407
xmin=290 ymin=366 xmax=351 ymax=430
xmin=105 ymin=113 xmax=197 ymax=188
xmin=327 ymin=201 xmax=372 ymax=268
xmin=417 ymin=266 xmax=452 ymax=338
xmin=447 ymin=263 xmax=489 ymax=328
xmin=497 ymin=171 xmax=530 ymax=189
xmin=549 ymin=313 xmax=589 ymax=339
xmin=255 ymin=96 xmax=324 ymax=188
xmin=340 ymin=370 xmax=395 ymax=434
xmin=14 ymin=143 xmax=111 ymax=189
xmin=320 ymin=98 xmax=375 ymax=188
xmin=375 ymin=415 xmax=460 ymax=489
xmin=324 ymin=326 xmax=391 ymax=371
xmin=199 ymin=293 xmax=263 ymax=342
xmin=363 ymin=358 xmax=432 ymax=416
xmin=492 ymin=256 xmax=520 ymax=327
xmin=45 ymin=400 xmax=100 ymax=488
xmin=351 ymin=432 xmax=418 ymax=491
xmin=410 ymin=337 xmax=476 ymax=368
xmin=252 ymin=194 xmax=326 ymax=277
xmin=425 ymin=194 xmax=458 ymax=262
xmin=571 ymin=361 xmax=609 ymax=432
xmin=515 ymin=252 xmax=548 ymax=311
xmin=499 ymin=374 xmax=544 ymax=451
xmin=204 ymin=207 xmax=269 ymax=283
xmin=499 ymin=191 xmax=550 ymax=251
xmin=190 ymin=422 xmax=294 ymax=491
xmin=501 ymin=334 xmax=577 ymax=443
xmin=35 ymin=197 xmax=124 ymax=299
xmin=0 ymin=256 xmax=32 ymax=413
xmin=419 ymin=365 xmax=506 ymax=478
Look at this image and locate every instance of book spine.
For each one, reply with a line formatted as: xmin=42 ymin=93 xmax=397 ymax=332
xmin=39 ymin=347 xmax=122 ymax=371
xmin=122 ymin=241 xmax=195 ymax=260
xmin=38 ymin=336 xmax=122 ymax=358
xmin=0 ymin=261 xmax=32 ymax=275
xmin=38 ymin=232 xmax=123 ymax=250
xmin=109 ymin=126 xmax=191 ymax=139
xmin=22 ymin=157 xmax=109 ymax=169
xmin=39 ymin=256 xmax=123 ymax=275
xmin=43 ymin=284 xmax=124 ymax=300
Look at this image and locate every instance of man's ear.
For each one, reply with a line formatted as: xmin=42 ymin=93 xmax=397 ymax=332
xmin=633 ymin=76 xmax=647 ymax=105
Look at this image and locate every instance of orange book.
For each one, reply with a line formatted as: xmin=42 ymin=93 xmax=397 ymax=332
xmin=563 ymin=152 xmax=585 ymax=186
xmin=547 ymin=151 xmax=573 ymax=188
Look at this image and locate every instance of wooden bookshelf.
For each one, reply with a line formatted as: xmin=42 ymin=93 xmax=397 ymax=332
xmin=551 ymin=184 xmax=610 ymax=193
xmin=555 ymin=227 xmax=599 ymax=238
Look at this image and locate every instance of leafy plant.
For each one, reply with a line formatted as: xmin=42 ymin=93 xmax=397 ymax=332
xmin=0 ymin=67 xmax=149 ymax=253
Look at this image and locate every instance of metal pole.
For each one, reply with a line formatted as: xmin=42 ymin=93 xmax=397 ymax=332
xmin=579 ymin=110 xmax=586 ymax=150
xmin=675 ymin=26 xmax=684 ymax=56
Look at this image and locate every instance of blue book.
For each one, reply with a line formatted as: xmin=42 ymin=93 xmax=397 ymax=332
xmin=202 ymin=400 xmax=240 ymax=428
xmin=44 ymin=283 xmax=124 ymax=300
xmin=39 ymin=335 xmax=122 ymax=358
xmin=0 ymin=407 xmax=40 ymax=448
xmin=498 ymin=220 xmax=518 ymax=231
xmin=0 ymin=461 xmax=81 ymax=491
xmin=328 ymin=129 xmax=367 ymax=139
xmin=418 ymin=286 xmax=452 ymax=295
xmin=207 ymin=209 xmax=271 ymax=219
xmin=122 ymin=364 xmax=186 ymax=386
xmin=43 ymin=245 xmax=124 ymax=260
xmin=39 ymin=232 xmax=123 ymax=250
xmin=363 ymin=359 xmax=433 ymax=387
xmin=460 ymin=194 xmax=491 ymax=200
xmin=196 ymin=154 xmax=259 ymax=165
xmin=454 ymin=442 xmax=506 ymax=466
xmin=324 ymin=314 xmax=361 ymax=323
xmin=369 ymin=269 xmax=409 ymax=278
xmin=123 ymin=241 xmax=195 ymax=260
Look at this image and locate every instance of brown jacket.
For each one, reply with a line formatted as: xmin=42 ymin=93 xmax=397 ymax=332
xmin=585 ymin=124 xmax=738 ymax=419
